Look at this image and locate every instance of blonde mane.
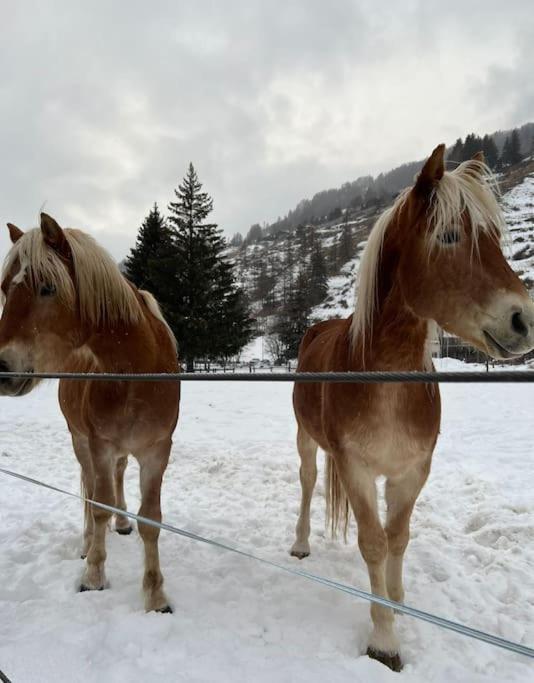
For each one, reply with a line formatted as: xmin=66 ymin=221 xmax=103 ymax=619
xmin=350 ymin=159 xmax=507 ymax=352
xmin=2 ymin=228 xmax=141 ymax=326
xmin=139 ymin=289 xmax=178 ymax=352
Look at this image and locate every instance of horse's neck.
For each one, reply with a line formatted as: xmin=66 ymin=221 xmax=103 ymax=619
xmin=356 ymin=255 xmax=430 ymax=372
xmin=70 ymin=317 xmax=161 ymax=373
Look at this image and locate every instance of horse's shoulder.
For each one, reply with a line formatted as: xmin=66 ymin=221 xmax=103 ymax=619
xmin=298 ymin=317 xmax=351 ymax=370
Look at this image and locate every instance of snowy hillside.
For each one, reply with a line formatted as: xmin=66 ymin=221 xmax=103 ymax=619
xmin=1 ymin=367 xmax=534 ymax=682
xmin=504 ymin=170 xmax=534 ymax=288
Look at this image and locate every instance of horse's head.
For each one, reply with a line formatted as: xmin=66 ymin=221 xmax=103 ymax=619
xmin=396 ymin=145 xmax=534 ymax=359
xmin=0 ymin=213 xmax=81 ymax=396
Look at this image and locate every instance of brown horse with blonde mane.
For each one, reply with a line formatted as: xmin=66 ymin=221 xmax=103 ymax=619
xmin=0 ymin=214 xmax=179 ymax=613
xmin=291 ymin=146 xmax=534 ymax=671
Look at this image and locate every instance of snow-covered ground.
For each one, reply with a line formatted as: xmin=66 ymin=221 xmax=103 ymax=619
xmin=1 ymin=363 xmax=533 ymax=682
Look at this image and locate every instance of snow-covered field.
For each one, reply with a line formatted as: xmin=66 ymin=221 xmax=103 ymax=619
xmin=1 ymin=363 xmax=534 ymax=682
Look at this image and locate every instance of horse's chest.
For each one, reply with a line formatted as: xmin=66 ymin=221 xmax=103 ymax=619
xmin=340 ymin=385 xmax=439 ymax=477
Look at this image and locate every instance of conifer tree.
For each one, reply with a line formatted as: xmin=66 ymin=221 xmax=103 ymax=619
xmin=339 ymin=218 xmax=354 ymax=263
xmin=272 ymin=269 xmax=310 ymax=361
xmin=308 ymin=238 xmax=328 ymax=306
xmin=481 ymin=135 xmax=499 ymax=170
xmin=509 ymin=129 xmax=522 ymax=165
xmin=158 ymin=163 xmax=253 ymax=371
xmin=447 ymin=138 xmax=464 ymax=164
xmin=124 ymin=203 xmax=172 ymax=292
xmin=501 ymin=131 xmax=522 ymax=166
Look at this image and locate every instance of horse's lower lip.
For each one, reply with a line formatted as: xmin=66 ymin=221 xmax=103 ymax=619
xmin=482 ymin=331 xmax=520 ymax=359
xmin=13 ymin=375 xmax=34 ymax=396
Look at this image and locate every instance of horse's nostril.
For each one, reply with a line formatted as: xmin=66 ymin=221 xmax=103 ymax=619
xmin=511 ymin=311 xmax=528 ymax=337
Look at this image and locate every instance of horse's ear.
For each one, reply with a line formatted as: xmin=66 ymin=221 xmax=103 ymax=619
xmin=414 ymin=144 xmax=446 ymax=196
xmin=472 ymin=151 xmax=485 ymax=163
xmin=7 ymin=223 xmax=24 ymax=244
xmin=40 ymin=213 xmax=71 ymax=259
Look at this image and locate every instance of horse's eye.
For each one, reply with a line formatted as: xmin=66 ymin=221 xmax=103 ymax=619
xmin=39 ymin=284 xmax=56 ymax=297
xmin=439 ymin=231 xmax=460 ymax=246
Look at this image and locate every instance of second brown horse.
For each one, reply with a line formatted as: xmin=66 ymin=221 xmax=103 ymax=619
xmin=291 ymin=146 xmax=534 ymax=671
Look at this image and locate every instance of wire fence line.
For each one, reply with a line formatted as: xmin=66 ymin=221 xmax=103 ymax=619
xmin=3 ymin=369 xmax=534 ymax=383
xmin=2 ymin=367 xmax=534 ymax=667
xmin=0 ymin=464 xmax=533 ymax=661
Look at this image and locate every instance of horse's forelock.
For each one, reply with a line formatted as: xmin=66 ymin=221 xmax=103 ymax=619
xmin=428 ymin=160 xmax=507 ymax=250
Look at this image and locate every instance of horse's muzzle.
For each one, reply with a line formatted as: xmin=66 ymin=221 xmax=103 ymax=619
xmin=0 ymin=360 xmax=35 ymax=397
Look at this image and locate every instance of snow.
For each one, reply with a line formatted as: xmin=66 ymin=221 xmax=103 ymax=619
xmin=1 ymin=366 xmax=534 ymax=682
xmin=240 ymin=335 xmax=267 ymax=362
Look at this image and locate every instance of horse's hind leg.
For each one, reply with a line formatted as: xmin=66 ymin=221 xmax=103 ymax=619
xmin=114 ymin=454 xmax=133 ymax=535
xmin=385 ymin=458 xmax=431 ymax=605
xmin=133 ymin=438 xmax=172 ymax=613
xmin=290 ymin=425 xmax=318 ymax=559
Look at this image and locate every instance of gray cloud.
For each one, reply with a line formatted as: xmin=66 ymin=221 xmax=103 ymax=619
xmin=1 ymin=0 xmax=532 ymax=260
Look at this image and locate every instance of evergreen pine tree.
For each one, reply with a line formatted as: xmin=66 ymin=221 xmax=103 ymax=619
xmin=160 ymin=163 xmax=253 ymax=371
xmin=229 ymin=232 xmax=243 ymax=248
xmin=501 ymin=135 xmax=513 ymax=166
xmin=447 ymin=138 xmax=464 ymax=164
xmin=282 ymin=233 xmax=295 ymax=305
xmin=272 ymin=269 xmax=310 ymax=361
xmin=124 ymin=203 xmax=172 ymax=292
xmin=339 ymin=218 xmax=354 ymax=263
xmin=509 ymin=129 xmax=522 ymax=165
xmin=463 ymin=133 xmax=482 ymax=160
xmin=308 ymin=238 xmax=328 ymax=307
xmin=481 ymin=135 xmax=499 ymax=169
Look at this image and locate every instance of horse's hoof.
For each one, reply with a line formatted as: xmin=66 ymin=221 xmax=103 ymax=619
xmin=156 ymin=604 xmax=173 ymax=614
xmin=79 ymin=584 xmax=105 ymax=593
xmin=116 ymin=526 xmax=133 ymax=535
xmin=366 ymin=647 xmax=403 ymax=672
xmin=80 ymin=554 xmax=87 ymax=560
xmin=290 ymin=549 xmax=310 ymax=560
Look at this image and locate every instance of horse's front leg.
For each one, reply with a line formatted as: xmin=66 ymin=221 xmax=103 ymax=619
xmin=385 ymin=458 xmax=431 ymax=605
xmin=79 ymin=436 xmax=115 ymax=592
xmin=71 ymin=434 xmax=95 ymax=559
xmin=335 ymin=454 xmax=402 ymax=672
xmin=133 ymin=438 xmax=172 ymax=613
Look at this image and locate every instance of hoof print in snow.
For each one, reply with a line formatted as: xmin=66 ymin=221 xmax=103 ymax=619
xmin=156 ymin=605 xmax=173 ymax=614
xmin=79 ymin=584 xmax=105 ymax=593
xmin=290 ymin=550 xmax=310 ymax=559
xmin=366 ymin=647 xmax=403 ymax=672
xmin=116 ymin=526 xmax=133 ymax=535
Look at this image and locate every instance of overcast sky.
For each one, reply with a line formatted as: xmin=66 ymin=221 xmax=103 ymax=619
xmin=1 ymin=1 xmax=532 ymax=260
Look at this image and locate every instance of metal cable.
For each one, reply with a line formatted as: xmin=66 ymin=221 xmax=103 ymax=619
xmin=1 ymin=370 xmax=534 ymax=383
xmin=0 ymin=465 xmax=532 ymax=660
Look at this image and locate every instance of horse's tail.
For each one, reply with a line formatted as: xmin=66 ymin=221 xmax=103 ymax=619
xmin=325 ymin=455 xmax=350 ymax=542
